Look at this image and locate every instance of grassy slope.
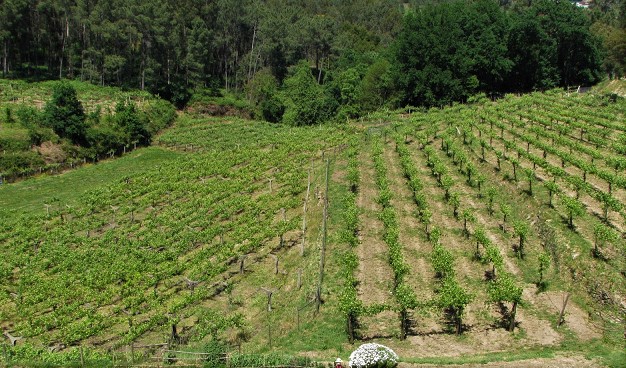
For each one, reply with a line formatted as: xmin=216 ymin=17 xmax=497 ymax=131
xmin=0 ymin=90 xmax=624 ymax=367
xmin=0 ymin=147 xmax=179 ymax=214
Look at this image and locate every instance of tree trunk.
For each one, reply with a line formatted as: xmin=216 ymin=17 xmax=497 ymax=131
xmin=400 ymin=310 xmax=408 ymax=339
xmin=3 ymin=40 xmax=7 ymax=77
xmin=508 ymin=301 xmax=517 ymax=332
xmin=247 ymin=24 xmax=257 ymax=84
xmin=348 ymin=314 xmax=355 ymax=343
xmin=557 ymin=293 xmax=570 ymax=327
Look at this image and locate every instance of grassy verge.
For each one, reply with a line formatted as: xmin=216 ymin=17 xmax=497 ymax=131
xmin=0 ymin=146 xmax=179 ymax=215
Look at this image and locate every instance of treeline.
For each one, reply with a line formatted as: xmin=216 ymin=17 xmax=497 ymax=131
xmin=1 ymin=0 xmax=624 ymax=120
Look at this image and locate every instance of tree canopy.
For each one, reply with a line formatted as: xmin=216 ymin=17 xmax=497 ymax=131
xmin=0 ymin=0 xmax=616 ymax=119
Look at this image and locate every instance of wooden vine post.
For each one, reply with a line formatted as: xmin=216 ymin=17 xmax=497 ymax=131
xmin=316 ymin=159 xmax=330 ymax=313
xmin=557 ymin=293 xmax=570 ymax=327
xmin=301 ymin=170 xmax=311 ymax=256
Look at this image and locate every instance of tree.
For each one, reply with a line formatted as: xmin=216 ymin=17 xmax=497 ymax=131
xmin=395 ymin=283 xmax=418 ymax=339
xmin=486 ymin=187 xmax=497 ymax=215
xmin=488 ymin=271 xmax=522 ymax=332
xmin=592 ymin=223 xmax=619 ymax=258
xmin=462 ymin=209 xmax=476 ymax=238
xmin=512 ymin=220 xmax=529 ymax=259
xmin=437 ymin=277 xmax=473 ymax=335
xmin=484 ymin=244 xmax=503 ymax=279
xmin=561 ymin=195 xmax=585 ymax=229
xmin=545 ymin=180 xmax=560 ymax=208
xmin=537 ymin=252 xmax=551 ymax=290
xmin=43 ymin=82 xmax=87 ymax=146
xmin=282 ymin=61 xmax=336 ymax=126
xmin=114 ymin=100 xmax=150 ymax=146
xmin=359 ymin=59 xmax=394 ymax=112
xmin=500 ymin=203 xmax=511 ymax=232
xmin=393 ymin=0 xmax=511 ymax=107
xmin=246 ymin=68 xmax=284 ymax=123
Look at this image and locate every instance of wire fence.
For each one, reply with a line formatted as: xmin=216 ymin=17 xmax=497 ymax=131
xmin=1 ymin=341 xmax=330 ymax=368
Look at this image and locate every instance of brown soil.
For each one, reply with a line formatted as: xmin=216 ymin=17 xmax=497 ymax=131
xmin=528 ymin=289 xmax=602 ymax=341
xmin=355 ymin=143 xmax=396 ymax=337
xmin=398 ymin=355 xmax=601 ymax=367
xmin=382 ymin=141 xmax=435 ymax=300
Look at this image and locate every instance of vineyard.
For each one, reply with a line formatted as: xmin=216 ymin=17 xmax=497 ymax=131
xmin=0 ymin=90 xmax=624 ymax=366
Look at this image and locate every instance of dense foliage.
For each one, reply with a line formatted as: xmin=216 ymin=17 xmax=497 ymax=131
xmin=1 ymin=0 xmax=622 ymax=119
xmin=0 ymin=80 xmax=176 ymax=180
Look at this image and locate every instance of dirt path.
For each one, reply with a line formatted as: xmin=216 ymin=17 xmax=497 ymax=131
xmin=398 ymin=355 xmax=601 ymax=368
xmin=356 ymin=143 xmax=397 ymax=338
xmin=382 ymin=140 xmax=435 ymax=300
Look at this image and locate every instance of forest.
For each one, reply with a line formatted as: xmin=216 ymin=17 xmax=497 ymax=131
xmin=0 ymin=0 xmax=625 ymax=177
xmin=1 ymin=0 xmax=624 ymax=116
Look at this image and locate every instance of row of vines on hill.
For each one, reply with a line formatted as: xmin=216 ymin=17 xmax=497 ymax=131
xmin=0 ymin=120 xmax=348 ymax=348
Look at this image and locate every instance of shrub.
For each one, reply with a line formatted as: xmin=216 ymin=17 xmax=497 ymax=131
xmin=348 ymin=343 xmax=399 ymax=368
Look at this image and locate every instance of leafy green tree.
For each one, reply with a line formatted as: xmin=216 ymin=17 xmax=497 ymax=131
xmin=537 ymin=252 xmax=551 ymax=290
xmin=43 ymin=82 xmax=87 ymax=145
xmin=488 ymin=271 xmax=522 ymax=332
xmin=508 ymin=0 xmax=603 ymax=90
xmin=512 ymin=220 xmax=529 ymax=259
xmin=486 ymin=187 xmax=497 ymax=215
xmin=282 ymin=61 xmax=336 ymax=126
xmin=393 ymin=0 xmax=511 ymax=107
xmin=592 ymin=223 xmax=619 ymax=258
xmin=359 ymin=59 xmax=394 ymax=112
xmin=246 ymin=68 xmax=284 ymax=123
xmin=186 ymin=17 xmax=214 ymax=89
xmin=545 ymin=180 xmax=560 ymax=208
xmin=437 ymin=277 xmax=473 ymax=335
xmin=561 ymin=195 xmax=585 ymax=229
xmin=507 ymin=15 xmax=559 ymax=91
xmin=395 ymin=283 xmax=418 ymax=339
xmin=114 ymin=100 xmax=150 ymax=146
xmin=462 ymin=209 xmax=476 ymax=238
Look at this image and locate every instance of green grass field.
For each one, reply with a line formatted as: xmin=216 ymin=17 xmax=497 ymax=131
xmin=0 ymin=147 xmax=180 ymax=215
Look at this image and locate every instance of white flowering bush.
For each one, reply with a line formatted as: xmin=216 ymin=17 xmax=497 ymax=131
xmin=348 ymin=343 xmax=399 ymax=368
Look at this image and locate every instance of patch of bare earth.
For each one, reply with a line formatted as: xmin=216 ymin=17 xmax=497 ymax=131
xmin=526 ymin=289 xmax=602 ymax=341
xmin=356 ymin=146 xmax=396 ymax=338
xmin=382 ymin=141 xmax=435 ymax=300
xmin=398 ymin=355 xmax=601 ymax=368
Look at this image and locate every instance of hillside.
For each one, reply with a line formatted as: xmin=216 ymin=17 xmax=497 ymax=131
xmin=0 ymin=79 xmax=175 ymax=182
xmin=0 ymin=90 xmax=625 ymax=367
